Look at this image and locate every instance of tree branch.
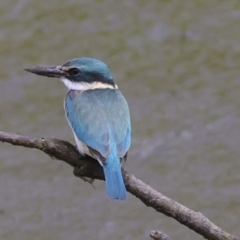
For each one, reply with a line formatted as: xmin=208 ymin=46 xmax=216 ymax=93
xmin=0 ymin=131 xmax=239 ymax=240
xmin=150 ymin=230 xmax=172 ymax=240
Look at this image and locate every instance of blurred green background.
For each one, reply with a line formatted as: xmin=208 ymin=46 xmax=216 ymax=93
xmin=0 ymin=1 xmax=240 ymax=239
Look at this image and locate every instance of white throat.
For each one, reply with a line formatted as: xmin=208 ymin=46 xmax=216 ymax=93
xmin=61 ymin=78 xmax=118 ymax=90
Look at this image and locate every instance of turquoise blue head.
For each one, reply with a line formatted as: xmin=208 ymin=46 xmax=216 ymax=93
xmin=25 ymin=57 xmax=116 ymax=90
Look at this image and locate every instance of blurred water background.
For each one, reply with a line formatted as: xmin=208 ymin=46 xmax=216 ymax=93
xmin=0 ymin=1 xmax=240 ymax=239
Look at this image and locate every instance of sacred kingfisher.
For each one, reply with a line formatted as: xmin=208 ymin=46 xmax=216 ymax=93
xmin=25 ymin=57 xmax=131 ymax=200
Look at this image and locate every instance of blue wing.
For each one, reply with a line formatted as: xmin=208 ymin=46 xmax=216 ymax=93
xmin=64 ymin=89 xmax=131 ymax=160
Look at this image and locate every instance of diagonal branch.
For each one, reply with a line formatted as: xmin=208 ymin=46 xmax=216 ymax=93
xmin=0 ymin=131 xmax=239 ymax=240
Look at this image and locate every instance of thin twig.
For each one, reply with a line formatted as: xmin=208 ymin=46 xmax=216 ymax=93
xmin=150 ymin=230 xmax=172 ymax=240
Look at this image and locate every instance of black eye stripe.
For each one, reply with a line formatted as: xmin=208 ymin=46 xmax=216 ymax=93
xmin=69 ymin=68 xmax=80 ymax=76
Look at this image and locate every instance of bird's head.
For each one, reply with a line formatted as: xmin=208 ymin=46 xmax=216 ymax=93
xmin=25 ymin=57 xmax=117 ymax=90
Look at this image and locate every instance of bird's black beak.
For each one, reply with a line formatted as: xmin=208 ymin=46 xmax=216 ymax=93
xmin=24 ymin=66 xmax=66 ymax=78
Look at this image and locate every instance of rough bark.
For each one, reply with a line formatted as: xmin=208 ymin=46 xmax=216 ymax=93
xmin=0 ymin=131 xmax=239 ymax=240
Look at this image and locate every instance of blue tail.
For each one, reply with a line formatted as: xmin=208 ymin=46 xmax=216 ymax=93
xmin=103 ymin=151 xmax=127 ymax=200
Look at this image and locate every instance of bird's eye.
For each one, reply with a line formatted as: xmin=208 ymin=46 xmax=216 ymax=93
xmin=69 ymin=68 xmax=80 ymax=76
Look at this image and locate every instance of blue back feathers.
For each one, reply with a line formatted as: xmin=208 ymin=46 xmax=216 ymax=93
xmin=65 ymin=88 xmax=131 ymax=200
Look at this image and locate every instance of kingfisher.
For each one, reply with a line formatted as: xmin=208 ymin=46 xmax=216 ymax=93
xmin=25 ymin=57 xmax=131 ymax=200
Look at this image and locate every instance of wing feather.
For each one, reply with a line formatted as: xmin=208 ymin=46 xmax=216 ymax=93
xmin=64 ymin=89 xmax=131 ymax=160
